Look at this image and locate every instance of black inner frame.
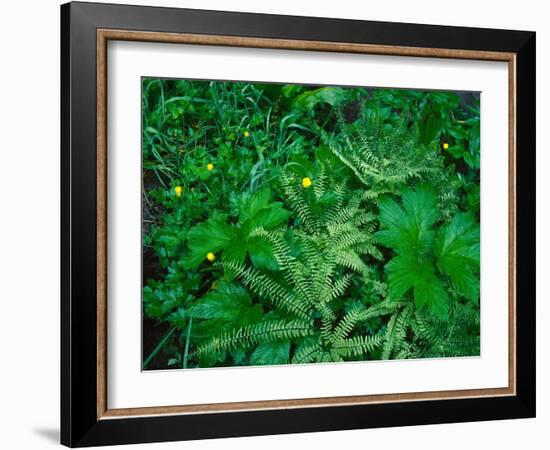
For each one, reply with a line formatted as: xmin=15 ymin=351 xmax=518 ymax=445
xmin=61 ymin=2 xmax=536 ymax=447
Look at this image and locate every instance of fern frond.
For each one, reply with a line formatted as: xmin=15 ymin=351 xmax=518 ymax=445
xmin=324 ymin=112 xmax=442 ymax=194
xmin=281 ymin=171 xmax=319 ymax=235
xmin=194 ymin=320 xmax=314 ymax=358
xmin=223 ymin=260 xmax=312 ymax=321
xmin=382 ymin=306 xmax=411 ymax=359
xmin=313 ymin=162 xmax=327 ymax=200
xmin=292 ymin=343 xmax=323 ymax=364
xmin=330 ymin=302 xmax=399 ymax=342
xmin=326 ymin=273 xmax=353 ymax=303
xmin=333 ymin=250 xmax=369 ymax=275
xmin=332 ymin=334 xmax=384 ymax=357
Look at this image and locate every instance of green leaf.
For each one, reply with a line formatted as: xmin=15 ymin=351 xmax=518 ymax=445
xmin=183 ymin=214 xmax=235 ymax=269
xmin=250 ymin=340 xmax=291 ymax=365
xmin=282 ymin=85 xmax=303 ymax=98
xmin=249 ymin=203 xmax=290 ymax=229
xmin=434 ymin=212 xmax=480 ymax=301
xmin=463 ymin=151 xmax=479 ymax=169
xmin=386 ymin=251 xmax=450 ymax=319
xmin=247 ymin=235 xmax=279 ymax=270
xmin=189 ymin=282 xmax=263 ymax=325
xmin=239 ymin=188 xmax=271 ymax=223
xmin=223 ymin=239 xmax=248 ymax=265
xmin=421 ymin=113 xmax=442 ymax=145
xmin=376 ymin=185 xmax=450 ymax=318
xmin=466 ymin=185 xmax=480 ymax=212
xmin=293 ymin=87 xmax=345 ymax=110
xmin=446 ymin=144 xmax=465 ymax=159
xmin=240 ymin=189 xmax=291 ymax=233
xmin=375 ymin=184 xmax=438 ymax=256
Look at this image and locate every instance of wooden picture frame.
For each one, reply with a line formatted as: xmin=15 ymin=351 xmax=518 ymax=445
xmin=61 ymin=1 xmax=536 ymax=447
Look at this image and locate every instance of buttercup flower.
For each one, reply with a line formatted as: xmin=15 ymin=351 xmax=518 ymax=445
xmin=302 ymin=177 xmax=312 ymax=188
xmin=243 ymin=130 xmax=250 ymax=137
xmin=207 ymin=163 xmax=214 ymax=171
xmin=443 ymin=142 xmax=449 ymax=150
xmin=206 ymin=252 xmax=216 ymax=262
xmin=174 ymin=186 xmax=183 ymax=197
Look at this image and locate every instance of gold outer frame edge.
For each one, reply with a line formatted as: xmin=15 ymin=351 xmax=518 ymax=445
xmin=96 ymin=29 xmax=517 ymax=420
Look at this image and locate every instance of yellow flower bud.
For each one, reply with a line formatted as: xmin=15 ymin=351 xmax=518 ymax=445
xmin=243 ymin=130 xmax=250 ymax=137
xmin=302 ymin=177 xmax=312 ymax=188
xmin=443 ymin=142 xmax=449 ymax=150
xmin=207 ymin=163 xmax=214 ymax=171
xmin=174 ymin=186 xmax=183 ymax=197
xmin=206 ymin=252 xmax=216 ymax=262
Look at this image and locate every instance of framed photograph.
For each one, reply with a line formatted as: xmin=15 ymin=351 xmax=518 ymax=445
xmin=61 ymin=1 xmax=536 ymax=447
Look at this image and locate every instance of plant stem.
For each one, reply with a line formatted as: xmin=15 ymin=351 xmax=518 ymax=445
xmin=182 ymin=317 xmax=193 ymax=369
xmin=143 ymin=326 xmax=176 ymax=370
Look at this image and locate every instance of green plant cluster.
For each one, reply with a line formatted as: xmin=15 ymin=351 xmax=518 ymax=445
xmin=142 ymin=78 xmax=481 ymax=370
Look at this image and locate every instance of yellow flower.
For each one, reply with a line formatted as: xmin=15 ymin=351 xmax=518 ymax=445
xmin=443 ymin=142 xmax=449 ymax=150
xmin=206 ymin=252 xmax=216 ymax=262
xmin=207 ymin=163 xmax=214 ymax=171
xmin=302 ymin=177 xmax=312 ymax=189
xmin=174 ymin=186 xmax=183 ymax=197
xmin=243 ymin=130 xmax=250 ymax=137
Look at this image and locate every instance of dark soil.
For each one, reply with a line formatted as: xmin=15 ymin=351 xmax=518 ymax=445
xmin=142 ymin=171 xmax=173 ymax=370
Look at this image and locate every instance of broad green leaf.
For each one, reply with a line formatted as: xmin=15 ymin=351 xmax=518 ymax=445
xmin=434 ymin=212 xmax=480 ymax=301
xmin=293 ymin=87 xmax=345 ymax=110
xmin=248 ymin=202 xmax=291 ymax=230
xmin=247 ymin=235 xmax=279 ymax=270
xmin=386 ymin=251 xmax=449 ymax=319
xmin=447 ymin=144 xmax=465 ymax=159
xmin=282 ymin=84 xmax=303 ymax=98
xmin=157 ymin=235 xmax=180 ymax=248
xmin=421 ymin=113 xmax=442 ymax=145
xmin=375 ymin=184 xmax=438 ymax=256
xmin=189 ymin=282 xmax=263 ymax=325
xmin=239 ymin=188 xmax=272 ymax=223
xmin=223 ymin=238 xmax=248 ymax=264
xmin=183 ymin=214 xmax=235 ymax=269
xmin=463 ymin=152 xmax=479 ymax=169
xmin=250 ymin=340 xmax=291 ymax=365
xmin=376 ymin=187 xmax=450 ymax=318
xmin=240 ymin=189 xmax=291 ymax=232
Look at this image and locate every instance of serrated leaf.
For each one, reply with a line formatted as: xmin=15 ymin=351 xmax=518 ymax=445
xmin=247 ymin=235 xmax=279 ymax=270
xmin=375 ymin=184 xmax=438 ymax=256
xmin=376 ymin=186 xmax=450 ymax=318
xmin=240 ymin=189 xmax=291 ymax=234
xmin=183 ymin=214 xmax=236 ymax=269
xmin=248 ymin=202 xmax=291 ymax=230
xmin=293 ymin=87 xmax=345 ymax=110
xmin=250 ymin=340 xmax=291 ymax=365
xmin=386 ymin=251 xmax=449 ymax=319
xmin=434 ymin=212 xmax=480 ymax=301
xmin=239 ymin=188 xmax=272 ymax=223
xmin=223 ymin=238 xmax=248 ymax=265
xmin=189 ymin=282 xmax=263 ymax=325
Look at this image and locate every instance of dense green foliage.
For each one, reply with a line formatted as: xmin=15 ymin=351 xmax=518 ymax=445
xmin=142 ymin=78 xmax=480 ymax=370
